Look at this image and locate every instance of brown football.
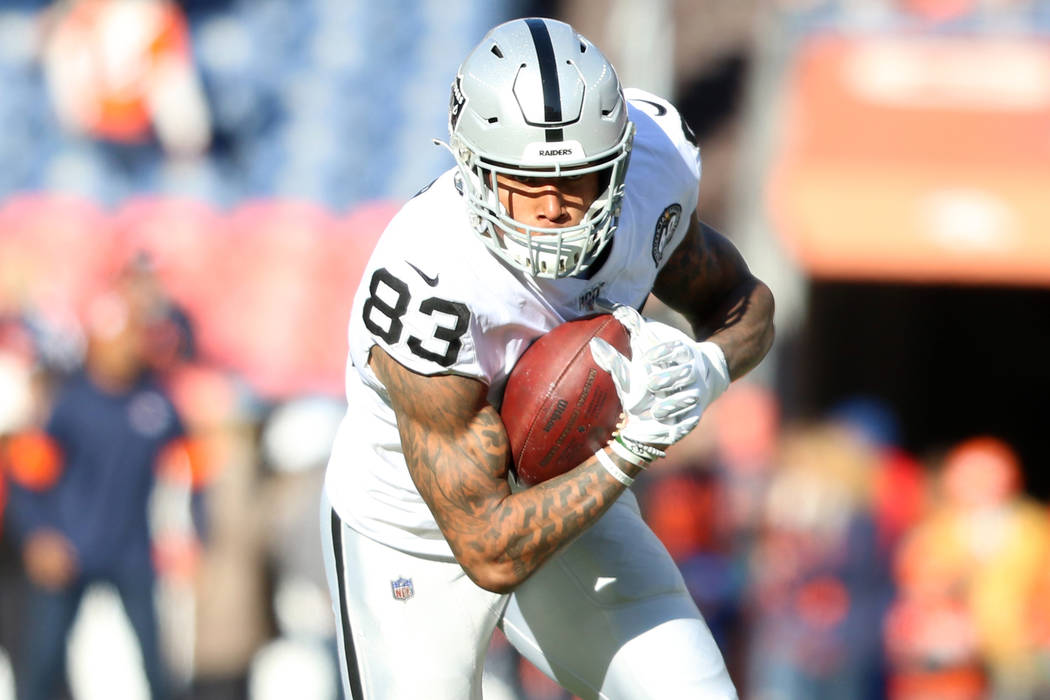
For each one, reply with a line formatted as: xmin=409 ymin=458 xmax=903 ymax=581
xmin=500 ymin=314 xmax=631 ymax=485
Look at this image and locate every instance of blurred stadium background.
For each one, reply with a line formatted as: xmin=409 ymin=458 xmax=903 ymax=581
xmin=1 ymin=0 xmax=1049 ymax=698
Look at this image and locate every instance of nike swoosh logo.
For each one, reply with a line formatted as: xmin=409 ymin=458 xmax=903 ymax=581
xmin=407 ymin=262 xmax=439 ymax=287
xmin=634 ymin=98 xmax=667 ymax=116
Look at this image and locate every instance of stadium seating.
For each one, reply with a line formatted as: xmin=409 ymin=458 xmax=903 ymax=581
xmin=0 ymin=0 xmax=523 ymax=396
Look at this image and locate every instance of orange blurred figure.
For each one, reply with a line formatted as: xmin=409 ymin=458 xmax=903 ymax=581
xmin=42 ymin=0 xmax=211 ymax=156
xmin=886 ymin=436 xmax=1050 ymax=699
xmin=941 ymin=436 xmax=1020 ymax=511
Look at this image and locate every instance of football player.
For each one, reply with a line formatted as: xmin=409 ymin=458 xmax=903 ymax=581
xmin=322 ymin=17 xmax=774 ymax=699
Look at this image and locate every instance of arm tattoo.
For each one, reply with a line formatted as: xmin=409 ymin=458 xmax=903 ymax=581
xmin=369 ymin=347 xmax=634 ymax=590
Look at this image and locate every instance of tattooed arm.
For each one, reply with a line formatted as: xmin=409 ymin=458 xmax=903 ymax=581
xmin=369 ymin=346 xmax=638 ymax=594
xmin=652 ymin=216 xmax=775 ymax=380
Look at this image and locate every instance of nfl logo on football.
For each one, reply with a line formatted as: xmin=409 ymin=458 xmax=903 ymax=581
xmin=391 ymin=577 xmax=414 ymax=602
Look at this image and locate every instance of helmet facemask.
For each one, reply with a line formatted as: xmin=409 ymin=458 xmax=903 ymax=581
xmin=449 ymin=125 xmax=633 ymax=279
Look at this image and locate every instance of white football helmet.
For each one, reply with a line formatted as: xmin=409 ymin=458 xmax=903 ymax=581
xmin=441 ymin=18 xmax=634 ymax=279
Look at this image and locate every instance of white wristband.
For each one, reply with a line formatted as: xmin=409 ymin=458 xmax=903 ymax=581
xmin=594 ymin=448 xmax=635 ymax=487
xmin=696 ymin=340 xmax=731 ymax=401
xmin=609 ymin=437 xmax=653 ymax=466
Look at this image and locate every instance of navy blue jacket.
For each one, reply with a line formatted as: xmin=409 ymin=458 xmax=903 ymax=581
xmin=7 ymin=370 xmax=185 ymax=578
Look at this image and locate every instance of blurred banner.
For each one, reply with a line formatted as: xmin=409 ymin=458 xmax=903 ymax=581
xmin=0 ymin=195 xmax=394 ymax=397
xmin=769 ymin=34 xmax=1050 ymax=287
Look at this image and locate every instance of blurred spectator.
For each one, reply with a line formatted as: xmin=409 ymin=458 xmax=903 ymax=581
xmin=746 ymin=423 xmax=891 ymax=700
xmin=643 ymin=465 xmax=744 ymax=659
xmin=641 ymin=382 xmax=781 ymax=686
xmin=887 ymin=437 xmax=1050 ymax=700
xmin=40 ymin=0 xmax=211 ymax=159
xmin=164 ymin=364 xmax=269 ymax=700
xmin=0 ymin=335 xmax=41 ymax=697
xmin=117 ymin=250 xmax=197 ymax=374
xmin=4 ymin=289 xmax=202 ymax=700
xmin=829 ymin=396 xmax=927 ymax=554
xmin=255 ymin=396 xmax=346 ymax=699
xmin=711 ymin=381 xmax=781 ymax=543
xmin=885 ymin=523 xmax=986 ymax=700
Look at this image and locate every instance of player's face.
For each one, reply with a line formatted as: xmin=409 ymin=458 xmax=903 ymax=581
xmin=496 ymin=172 xmax=601 ymax=232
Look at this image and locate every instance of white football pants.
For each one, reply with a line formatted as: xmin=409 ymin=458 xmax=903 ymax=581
xmin=320 ymin=489 xmax=737 ymax=700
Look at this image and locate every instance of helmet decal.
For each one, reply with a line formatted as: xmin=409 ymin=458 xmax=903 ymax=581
xmin=524 ymin=18 xmax=564 ymax=138
xmin=449 ymin=76 xmax=465 ymax=132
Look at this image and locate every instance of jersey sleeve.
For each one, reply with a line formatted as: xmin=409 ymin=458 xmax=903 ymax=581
xmin=624 ymin=89 xmax=702 ymax=274
xmin=624 ymin=88 xmax=702 ymax=184
xmin=354 ymin=256 xmax=485 ymax=381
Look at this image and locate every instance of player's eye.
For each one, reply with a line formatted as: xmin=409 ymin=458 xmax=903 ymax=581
xmin=514 ymin=173 xmax=584 ymax=187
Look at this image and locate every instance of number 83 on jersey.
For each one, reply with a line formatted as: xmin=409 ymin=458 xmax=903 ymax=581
xmin=362 ymin=267 xmax=470 ymax=368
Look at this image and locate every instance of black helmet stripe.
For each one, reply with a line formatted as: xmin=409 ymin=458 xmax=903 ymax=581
xmin=524 ymin=18 xmax=564 ymax=143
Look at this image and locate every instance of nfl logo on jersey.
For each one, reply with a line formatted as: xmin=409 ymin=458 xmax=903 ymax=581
xmin=391 ymin=577 xmax=414 ymax=602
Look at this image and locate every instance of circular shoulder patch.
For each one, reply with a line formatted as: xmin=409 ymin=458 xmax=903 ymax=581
xmin=652 ymin=203 xmax=682 ymax=265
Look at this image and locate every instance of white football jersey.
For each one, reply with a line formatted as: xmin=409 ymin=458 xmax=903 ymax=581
xmin=325 ymin=90 xmax=702 ymax=558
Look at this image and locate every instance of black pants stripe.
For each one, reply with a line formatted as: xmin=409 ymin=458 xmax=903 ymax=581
xmin=331 ymin=509 xmax=366 ymax=700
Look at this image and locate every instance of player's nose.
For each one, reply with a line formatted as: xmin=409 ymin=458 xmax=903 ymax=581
xmin=535 ymin=186 xmax=568 ymax=224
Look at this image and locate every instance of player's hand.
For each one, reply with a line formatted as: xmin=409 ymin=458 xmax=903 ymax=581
xmin=588 ymin=315 xmax=698 ymax=463
xmin=589 ymin=333 xmax=700 ymax=461
xmin=610 ymin=305 xmax=730 ymax=418
xmin=588 ymin=306 xmax=730 ymax=464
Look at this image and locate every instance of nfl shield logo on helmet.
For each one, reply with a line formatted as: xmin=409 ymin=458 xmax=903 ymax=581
xmin=391 ymin=577 xmax=414 ymax=602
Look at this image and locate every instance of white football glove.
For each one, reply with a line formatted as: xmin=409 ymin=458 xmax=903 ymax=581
xmin=588 ymin=306 xmax=731 ymax=464
xmin=616 ymin=305 xmax=730 ymax=415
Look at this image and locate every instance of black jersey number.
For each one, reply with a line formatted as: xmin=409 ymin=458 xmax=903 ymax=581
xmin=362 ymin=268 xmax=470 ymax=368
xmin=361 ymin=268 xmax=409 ymax=344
